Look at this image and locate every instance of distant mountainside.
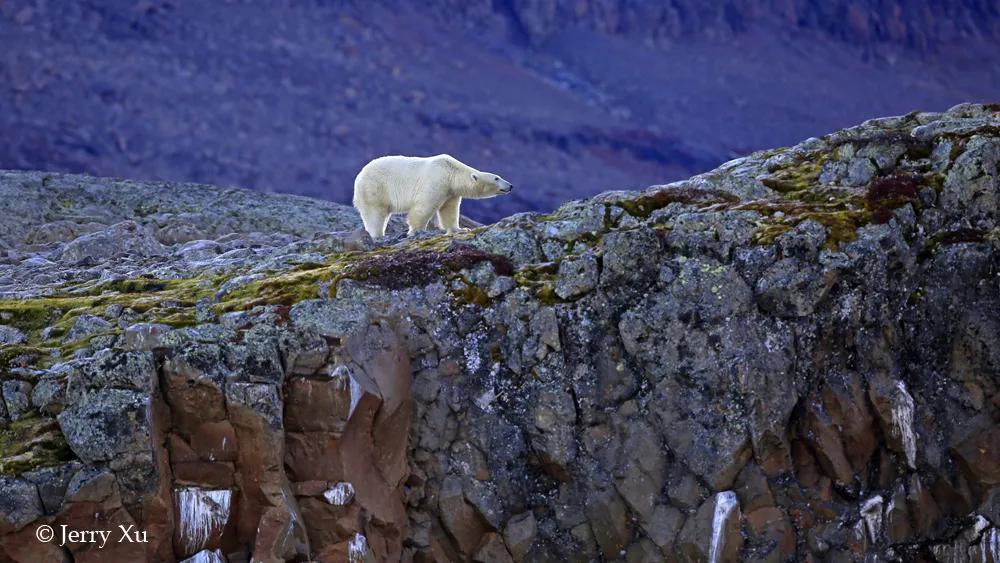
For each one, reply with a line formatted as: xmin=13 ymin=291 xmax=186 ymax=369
xmin=1 ymin=0 xmax=998 ymax=221
xmin=441 ymin=0 xmax=1000 ymax=50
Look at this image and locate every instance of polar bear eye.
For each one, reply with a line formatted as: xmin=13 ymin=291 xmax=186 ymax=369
xmin=493 ymin=176 xmax=499 ymax=182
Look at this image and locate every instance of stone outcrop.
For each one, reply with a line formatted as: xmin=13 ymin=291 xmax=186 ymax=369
xmin=1 ymin=103 xmax=1000 ymax=561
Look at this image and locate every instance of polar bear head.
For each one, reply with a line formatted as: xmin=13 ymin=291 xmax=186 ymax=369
xmin=468 ymin=171 xmax=514 ymax=198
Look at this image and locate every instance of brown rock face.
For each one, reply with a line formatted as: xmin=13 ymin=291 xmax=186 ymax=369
xmin=0 ymin=318 xmax=410 ymax=562
xmin=283 ymin=322 xmax=413 ymax=561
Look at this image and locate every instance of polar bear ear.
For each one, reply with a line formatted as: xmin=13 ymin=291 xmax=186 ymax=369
xmin=470 ymin=173 xmax=478 ymax=182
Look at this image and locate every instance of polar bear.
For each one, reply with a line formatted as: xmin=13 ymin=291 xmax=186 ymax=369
xmin=352 ymin=154 xmax=513 ymax=238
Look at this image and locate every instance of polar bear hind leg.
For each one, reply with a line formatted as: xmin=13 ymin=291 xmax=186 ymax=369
xmin=359 ymin=205 xmax=390 ymax=238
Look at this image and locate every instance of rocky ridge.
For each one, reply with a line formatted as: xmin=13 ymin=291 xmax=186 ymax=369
xmin=0 ymin=103 xmax=999 ymax=561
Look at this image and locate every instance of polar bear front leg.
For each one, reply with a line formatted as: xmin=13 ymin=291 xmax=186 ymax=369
xmin=406 ymin=204 xmax=438 ymax=236
xmin=438 ymin=196 xmax=465 ymax=234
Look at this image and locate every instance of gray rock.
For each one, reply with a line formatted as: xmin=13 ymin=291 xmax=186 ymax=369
xmin=226 ymin=326 xmax=284 ymax=384
xmin=755 ymin=257 xmax=832 ymax=317
xmin=585 ymin=483 xmax=631 ymax=557
xmin=846 ymin=157 xmax=877 ymax=186
xmin=469 ymin=226 xmax=542 ymax=267
xmin=778 ymin=219 xmax=827 ymax=260
xmin=0 ymin=110 xmax=997 ymax=560
xmin=819 ymin=159 xmax=849 ymax=185
xmin=123 ymin=322 xmax=173 ymax=351
xmin=0 ymin=477 xmax=43 ymax=531
xmin=60 ymin=220 xmax=167 ymax=263
xmin=0 ymin=324 xmax=26 ymax=345
xmin=69 ymin=348 xmax=155 ymax=393
xmin=290 ymin=298 xmax=368 ymax=339
xmin=26 ymin=220 xmax=106 ymax=245
xmin=600 ymin=227 xmax=661 ymax=285
xmin=57 ymin=388 xmax=150 ymax=462
xmin=527 ymin=388 xmax=577 ymax=481
xmin=912 ymin=116 xmax=1000 ymax=141
xmin=641 ymin=504 xmax=684 ymax=551
xmin=554 ymin=252 xmax=599 ymax=299
xmin=0 ymin=170 xmax=361 ymax=251
xmin=155 ymin=221 xmax=206 ymax=245
xmin=225 ymin=382 xmax=283 ymax=429
xmin=541 ymin=201 xmax=609 ymax=242
xmin=63 ymin=313 xmax=112 ymax=343
xmin=64 ymin=466 xmax=116 ymax=501
xmin=31 ymin=363 xmax=74 ymax=415
xmin=942 ymin=136 xmax=1000 ymax=227
xmin=214 ymin=273 xmax=265 ymax=300
xmin=104 ymin=303 xmax=124 ymax=318
xmin=23 ymin=462 xmax=81 ymax=514
xmin=504 ymin=512 xmax=537 ymax=562
xmin=175 ymin=239 xmax=224 ymax=261
xmin=2 ymin=380 xmax=33 ymax=421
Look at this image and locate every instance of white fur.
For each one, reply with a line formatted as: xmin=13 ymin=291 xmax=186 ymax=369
xmin=352 ymin=154 xmax=512 ymax=238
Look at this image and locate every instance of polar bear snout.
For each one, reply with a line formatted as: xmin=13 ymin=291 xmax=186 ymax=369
xmin=491 ymin=176 xmax=513 ymax=195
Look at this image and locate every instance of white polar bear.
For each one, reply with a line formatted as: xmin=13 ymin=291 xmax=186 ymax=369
xmin=352 ymin=154 xmax=513 ymax=238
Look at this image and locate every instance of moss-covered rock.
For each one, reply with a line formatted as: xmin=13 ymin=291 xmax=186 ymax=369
xmin=0 ymin=414 xmax=75 ymax=476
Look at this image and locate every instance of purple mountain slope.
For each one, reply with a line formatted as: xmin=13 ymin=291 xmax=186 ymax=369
xmin=1 ymin=0 xmax=998 ymax=221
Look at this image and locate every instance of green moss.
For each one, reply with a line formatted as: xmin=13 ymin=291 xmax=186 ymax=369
xmin=0 ymin=228 xmax=507 ymax=360
xmin=0 ymin=298 xmax=88 ymax=332
xmin=615 ymin=187 xmax=738 ymax=218
xmin=803 ymin=209 xmax=872 ymax=249
xmin=0 ymin=414 xmax=75 ymax=476
xmin=154 ymin=311 xmax=198 ymax=328
xmin=217 ymin=266 xmax=337 ymax=311
xmin=602 ymin=204 xmax=616 ymax=231
xmin=907 ymin=287 xmax=925 ymax=306
xmin=739 ymin=149 xmax=943 ymax=248
xmin=923 ymin=172 xmax=945 ymax=193
xmin=133 ymin=202 xmax=159 ymax=217
xmin=513 ymin=262 xmax=562 ymax=305
xmin=0 ymin=345 xmax=51 ymax=372
xmin=760 ymin=153 xmax=828 ymax=197
xmin=453 ymin=282 xmax=491 ymax=308
xmin=750 ymin=222 xmax=794 ymax=246
xmin=737 ymin=186 xmax=874 ymax=250
xmin=98 ymin=278 xmax=173 ymax=294
xmin=535 ymin=285 xmax=560 ymax=305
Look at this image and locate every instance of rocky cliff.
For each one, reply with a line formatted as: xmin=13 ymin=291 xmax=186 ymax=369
xmin=1 ymin=104 xmax=999 ymax=562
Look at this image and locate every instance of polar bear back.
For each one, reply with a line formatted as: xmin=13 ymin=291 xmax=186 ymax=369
xmin=353 ymin=154 xmax=473 ymax=213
